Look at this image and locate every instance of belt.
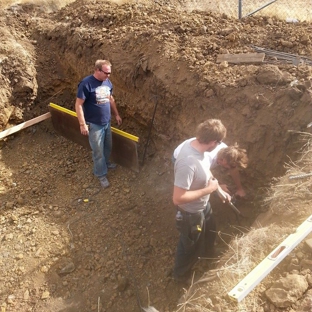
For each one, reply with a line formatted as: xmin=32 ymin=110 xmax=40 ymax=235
xmin=177 ymin=207 xmax=202 ymax=215
xmin=177 ymin=204 xmax=211 ymax=216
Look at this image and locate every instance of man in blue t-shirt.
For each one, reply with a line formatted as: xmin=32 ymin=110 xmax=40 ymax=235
xmin=75 ymin=60 xmax=122 ymax=188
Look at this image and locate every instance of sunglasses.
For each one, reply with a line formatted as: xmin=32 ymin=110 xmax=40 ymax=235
xmin=100 ymin=69 xmax=111 ymax=75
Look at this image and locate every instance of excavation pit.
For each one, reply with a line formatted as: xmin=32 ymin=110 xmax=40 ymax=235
xmin=1 ymin=0 xmax=312 ymax=311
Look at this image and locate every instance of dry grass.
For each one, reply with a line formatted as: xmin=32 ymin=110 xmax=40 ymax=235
xmin=207 ymin=0 xmax=312 ymax=21
xmin=1 ymin=0 xmax=311 ymax=21
xmin=241 ymin=0 xmax=312 ymax=21
xmin=263 ymin=132 xmax=312 ymax=216
xmin=0 ymin=0 xmax=134 ymax=10
xmin=176 ymin=225 xmax=295 ymax=312
xmin=0 ymin=0 xmax=75 ymax=10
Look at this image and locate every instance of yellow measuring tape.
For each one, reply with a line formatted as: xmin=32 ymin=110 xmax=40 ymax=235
xmin=49 ymin=103 xmax=139 ymax=142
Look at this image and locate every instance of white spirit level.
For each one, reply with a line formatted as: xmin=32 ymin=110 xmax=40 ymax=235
xmin=228 ymin=214 xmax=312 ymax=302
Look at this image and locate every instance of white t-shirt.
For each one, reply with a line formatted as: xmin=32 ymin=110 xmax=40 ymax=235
xmin=173 ymin=137 xmax=227 ymax=168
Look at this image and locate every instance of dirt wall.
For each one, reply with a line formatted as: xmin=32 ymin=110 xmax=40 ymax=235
xmin=22 ymin=0 xmax=312 ymax=187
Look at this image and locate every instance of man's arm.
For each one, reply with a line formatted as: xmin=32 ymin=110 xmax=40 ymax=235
xmin=75 ymin=98 xmax=89 ymax=136
xmin=173 ymin=178 xmax=219 ymax=206
xmin=110 ymin=95 xmax=122 ymax=126
xmin=229 ymin=167 xmax=246 ymax=197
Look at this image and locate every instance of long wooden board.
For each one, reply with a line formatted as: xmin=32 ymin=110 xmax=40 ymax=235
xmin=217 ymin=53 xmax=265 ymax=64
xmin=48 ymin=103 xmax=140 ymax=172
xmin=0 ymin=112 xmax=51 ymax=140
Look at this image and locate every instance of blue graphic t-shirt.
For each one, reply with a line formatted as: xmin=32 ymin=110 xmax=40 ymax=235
xmin=77 ymin=75 xmax=113 ymax=125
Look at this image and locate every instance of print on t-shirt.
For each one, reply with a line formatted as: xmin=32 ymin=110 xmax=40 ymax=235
xmin=95 ymin=85 xmax=110 ymax=104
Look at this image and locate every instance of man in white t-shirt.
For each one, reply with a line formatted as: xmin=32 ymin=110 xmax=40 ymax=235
xmin=173 ymin=138 xmax=248 ymax=198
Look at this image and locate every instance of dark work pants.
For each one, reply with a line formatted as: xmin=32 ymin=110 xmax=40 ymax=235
xmin=173 ymin=203 xmax=216 ymax=281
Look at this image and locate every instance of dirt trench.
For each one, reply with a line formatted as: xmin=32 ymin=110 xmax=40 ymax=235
xmin=1 ymin=0 xmax=312 ymax=311
xmin=3 ymin=0 xmax=312 ymax=184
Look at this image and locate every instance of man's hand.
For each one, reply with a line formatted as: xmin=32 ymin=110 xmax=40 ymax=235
xmin=80 ymin=124 xmax=89 ymax=136
xmin=207 ymin=177 xmax=219 ymax=192
xmin=235 ymin=188 xmax=246 ymax=198
xmin=216 ymin=186 xmax=231 ymax=203
xmin=115 ymin=115 xmax=122 ymax=126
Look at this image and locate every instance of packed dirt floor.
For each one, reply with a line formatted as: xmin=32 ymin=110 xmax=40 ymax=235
xmin=1 ymin=0 xmax=312 ymax=311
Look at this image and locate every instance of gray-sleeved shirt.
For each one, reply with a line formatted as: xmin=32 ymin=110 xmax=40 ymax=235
xmin=174 ymin=140 xmax=213 ymax=213
xmin=173 ymin=138 xmax=227 ymax=168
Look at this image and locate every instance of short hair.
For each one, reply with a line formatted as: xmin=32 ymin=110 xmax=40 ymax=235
xmin=196 ymin=119 xmax=226 ymax=144
xmin=217 ymin=144 xmax=248 ymax=169
xmin=94 ymin=59 xmax=112 ymax=70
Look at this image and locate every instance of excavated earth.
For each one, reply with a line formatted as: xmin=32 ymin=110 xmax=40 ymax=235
xmin=1 ymin=0 xmax=312 ymax=311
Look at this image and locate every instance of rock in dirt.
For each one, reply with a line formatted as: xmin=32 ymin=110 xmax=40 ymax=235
xmin=265 ymin=274 xmax=309 ymax=308
xmin=58 ymin=261 xmax=76 ymax=276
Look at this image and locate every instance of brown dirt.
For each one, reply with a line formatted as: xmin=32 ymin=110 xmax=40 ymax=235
xmin=1 ymin=0 xmax=312 ymax=311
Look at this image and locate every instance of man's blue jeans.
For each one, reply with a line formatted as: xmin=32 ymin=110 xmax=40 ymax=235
xmin=88 ymin=122 xmax=112 ymax=178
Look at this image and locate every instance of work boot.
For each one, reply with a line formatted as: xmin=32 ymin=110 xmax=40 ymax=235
xmin=99 ymin=176 xmax=110 ymax=188
xmin=107 ymin=163 xmax=117 ymax=170
xmin=173 ymin=271 xmax=192 ymax=285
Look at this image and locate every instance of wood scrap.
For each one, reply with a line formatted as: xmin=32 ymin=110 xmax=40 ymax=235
xmin=0 ymin=112 xmax=51 ymax=140
xmin=217 ymin=53 xmax=265 ymax=64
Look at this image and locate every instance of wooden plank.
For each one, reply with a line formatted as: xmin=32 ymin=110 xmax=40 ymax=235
xmin=217 ymin=53 xmax=265 ymax=64
xmin=0 ymin=112 xmax=51 ymax=140
xmin=48 ymin=104 xmax=140 ymax=172
xmin=49 ymin=103 xmax=139 ymax=142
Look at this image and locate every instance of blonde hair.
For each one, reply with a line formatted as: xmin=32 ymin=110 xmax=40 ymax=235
xmin=94 ymin=59 xmax=112 ymax=70
xmin=217 ymin=144 xmax=248 ymax=169
xmin=196 ymin=119 xmax=226 ymax=144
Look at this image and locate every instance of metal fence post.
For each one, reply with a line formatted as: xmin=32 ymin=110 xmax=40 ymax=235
xmin=238 ymin=0 xmax=242 ymax=19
